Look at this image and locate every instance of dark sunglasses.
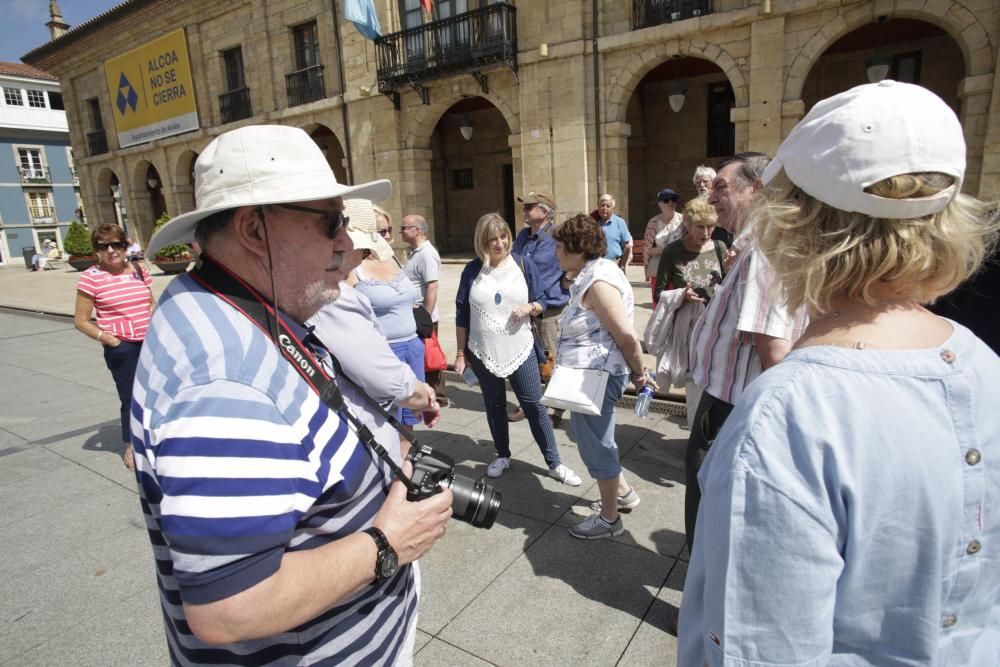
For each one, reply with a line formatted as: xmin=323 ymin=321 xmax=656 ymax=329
xmin=272 ymin=203 xmax=349 ymax=239
xmin=522 ymin=203 xmax=538 ymax=211
xmin=376 ymin=227 xmax=392 ymax=237
xmin=95 ymin=241 xmax=128 ymax=251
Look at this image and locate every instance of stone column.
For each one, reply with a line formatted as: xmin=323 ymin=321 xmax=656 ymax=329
xmin=602 ymin=121 xmax=631 ymax=224
xmin=959 ymin=73 xmax=995 ymax=199
xmin=747 ymin=16 xmax=785 ymax=155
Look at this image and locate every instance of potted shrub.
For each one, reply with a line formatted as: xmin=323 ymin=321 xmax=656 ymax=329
xmin=64 ymin=221 xmax=98 ymax=271
xmin=150 ymin=212 xmax=192 ymax=274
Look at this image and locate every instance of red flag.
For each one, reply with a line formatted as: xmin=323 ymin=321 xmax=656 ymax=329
xmin=420 ymin=0 xmax=433 ymax=12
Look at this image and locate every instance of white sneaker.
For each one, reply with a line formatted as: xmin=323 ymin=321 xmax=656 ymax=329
xmin=548 ymin=463 xmax=582 ymax=487
xmin=486 ymin=457 xmax=510 ymax=478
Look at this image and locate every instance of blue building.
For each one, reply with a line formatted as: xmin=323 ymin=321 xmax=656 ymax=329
xmin=0 ymin=62 xmax=81 ymax=267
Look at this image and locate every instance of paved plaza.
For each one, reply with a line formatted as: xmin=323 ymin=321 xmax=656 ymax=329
xmin=0 ymin=260 xmax=690 ymax=665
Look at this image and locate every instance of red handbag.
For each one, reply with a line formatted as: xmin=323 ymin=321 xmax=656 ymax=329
xmin=423 ymin=331 xmax=448 ymax=373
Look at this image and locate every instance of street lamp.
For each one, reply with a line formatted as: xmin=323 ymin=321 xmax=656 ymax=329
xmin=668 ymin=55 xmax=686 ymax=113
xmin=459 ymin=114 xmax=473 ymax=141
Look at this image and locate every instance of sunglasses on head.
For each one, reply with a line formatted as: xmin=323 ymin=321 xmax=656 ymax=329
xmin=270 ymin=203 xmax=349 ymax=238
xmin=95 ymin=241 xmax=128 ymax=251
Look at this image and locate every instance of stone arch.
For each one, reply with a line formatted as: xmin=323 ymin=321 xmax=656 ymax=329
xmin=300 ymin=122 xmax=348 ymax=185
xmin=606 ymin=39 xmax=748 ymax=125
xmin=404 ymin=85 xmax=519 ymax=150
xmin=172 ymin=149 xmax=199 ymax=214
xmin=784 ymin=1 xmax=993 ymax=102
xmin=94 ymin=167 xmax=124 ymax=232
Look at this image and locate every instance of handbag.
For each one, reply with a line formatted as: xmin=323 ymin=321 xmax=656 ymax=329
xmin=412 ymin=306 xmax=434 ymax=339
xmin=423 ymin=331 xmax=448 ymax=373
xmin=538 ymin=350 xmax=554 ymax=383
xmin=540 ymin=365 xmax=609 ymax=416
xmin=540 ymin=343 xmax=615 ymax=416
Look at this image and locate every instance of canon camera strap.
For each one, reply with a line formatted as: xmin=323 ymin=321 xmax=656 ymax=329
xmin=189 ymin=253 xmax=417 ymax=489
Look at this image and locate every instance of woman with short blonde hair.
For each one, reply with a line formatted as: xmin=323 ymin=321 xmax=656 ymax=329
xmin=680 ymin=81 xmax=1000 ymax=665
xmin=455 ymin=213 xmax=582 ymax=485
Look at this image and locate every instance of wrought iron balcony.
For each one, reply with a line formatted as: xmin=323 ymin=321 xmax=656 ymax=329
xmin=87 ymin=130 xmax=108 ymax=156
xmin=219 ymin=87 xmax=253 ymax=124
xmin=285 ymin=65 xmax=326 ymax=107
xmin=376 ymin=2 xmax=517 ymax=106
xmin=632 ymin=0 xmax=713 ymax=29
xmin=19 ymin=167 xmax=50 ymax=185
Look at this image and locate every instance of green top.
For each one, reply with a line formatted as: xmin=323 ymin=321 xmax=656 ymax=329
xmin=654 ymin=239 xmax=726 ymax=303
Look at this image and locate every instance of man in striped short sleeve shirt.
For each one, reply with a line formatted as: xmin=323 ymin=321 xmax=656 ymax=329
xmin=132 ymin=125 xmax=452 ymax=665
xmin=683 ymin=152 xmax=808 ymax=553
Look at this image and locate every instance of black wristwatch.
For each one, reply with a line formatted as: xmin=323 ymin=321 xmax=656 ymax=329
xmin=363 ymin=527 xmax=399 ymax=585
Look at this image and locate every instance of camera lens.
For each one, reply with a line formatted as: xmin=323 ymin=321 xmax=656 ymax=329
xmin=445 ymin=474 xmax=502 ymax=529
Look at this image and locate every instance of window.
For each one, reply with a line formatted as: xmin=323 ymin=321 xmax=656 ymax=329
xmin=27 ymin=192 xmax=55 ymax=221
xmin=88 ymin=98 xmax=103 ymax=130
xmin=26 ymin=89 xmax=46 ymax=108
xmin=293 ymin=21 xmax=320 ymax=70
xmin=453 ymin=168 xmax=473 ymax=189
xmin=706 ymin=81 xmax=735 ymax=158
xmin=4 ymin=87 xmax=23 ymax=106
xmin=47 ymin=91 xmax=64 ymax=110
xmin=891 ymin=51 xmax=922 ymax=85
xmin=18 ymin=148 xmax=44 ymax=175
xmin=223 ymin=47 xmax=246 ymax=91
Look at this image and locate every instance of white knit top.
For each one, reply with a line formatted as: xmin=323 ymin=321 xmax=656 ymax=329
xmin=467 ymin=255 xmax=534 ymax=378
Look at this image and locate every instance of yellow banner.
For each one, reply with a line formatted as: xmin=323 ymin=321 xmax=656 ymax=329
xmin=103 ymin=29 xmax=199 ymax=148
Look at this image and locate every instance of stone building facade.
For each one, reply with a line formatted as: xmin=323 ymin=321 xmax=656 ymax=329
xmin=23 ymin=0 xmax=1000 ymax=253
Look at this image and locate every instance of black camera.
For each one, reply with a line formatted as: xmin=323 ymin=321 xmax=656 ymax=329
xmin=406 ymin=445 xmax=501 ymax=529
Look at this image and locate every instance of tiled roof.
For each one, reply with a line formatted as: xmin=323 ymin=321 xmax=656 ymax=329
xmin=0 ymin=62 xmax=57 ymax=81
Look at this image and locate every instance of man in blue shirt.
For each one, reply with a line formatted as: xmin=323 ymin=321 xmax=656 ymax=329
xmin=595 ymin=194 xmax=632 ymax=270
xmin=513 ymin=191 xmax=567 ymax=358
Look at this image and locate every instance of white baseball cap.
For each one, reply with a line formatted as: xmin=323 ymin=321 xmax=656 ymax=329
xmin=147 ymin=125 xmax=391 ymax=257
xmin=343 ymin=198 xmax=394 ymax=261
xmin=763 ymin=80 xmax=965 ymax=219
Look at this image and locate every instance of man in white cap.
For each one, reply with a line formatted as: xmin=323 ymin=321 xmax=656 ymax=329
xmin=134 ymin=125 xmax=452 ymax=664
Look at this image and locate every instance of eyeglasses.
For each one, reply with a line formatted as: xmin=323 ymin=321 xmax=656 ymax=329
xmin=376 ymin=228 xmax=392 ymax=237
xmin=399 ymin=225 xmax=421 ymax=231
xmin=95 ymin=241 xmax=128 ymax=251
xmin=272 ymin=203 xmax=349 ymax=239
xmin=522 ymin=203 xmax=538 ymax=211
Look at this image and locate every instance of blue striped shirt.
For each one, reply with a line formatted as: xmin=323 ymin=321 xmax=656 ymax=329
xmin=131 ymin=273 xmax=417 ymax=666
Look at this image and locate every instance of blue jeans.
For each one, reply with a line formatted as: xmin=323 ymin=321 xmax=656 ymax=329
xmin=103 ymin=340 xmax=143 ymax=443
xmin=389 ymin=336 xmax=426 ymax=425
xmin=570 ymin=373 xmax=629 ymax=480
xmin=467 ymin=351 xmax=561 ymax=469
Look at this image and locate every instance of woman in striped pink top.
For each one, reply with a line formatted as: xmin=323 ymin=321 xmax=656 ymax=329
xmin=74 ymin=223 xmax=155 ymax=470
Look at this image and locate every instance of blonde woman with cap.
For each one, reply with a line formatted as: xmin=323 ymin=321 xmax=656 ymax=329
xmin=679 ymin=81 xmax=1000 ymax=665
xmin=344 ymin=200 xmax=427 ymax=427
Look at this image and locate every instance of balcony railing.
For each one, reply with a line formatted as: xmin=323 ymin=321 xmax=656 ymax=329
xmin=87 ymin=129 xmax=108 ymax=156
xmin=285 ymin=65 xmax=326 ymax=107
xmin=632 ymin=0 xmax=713 ymax=29
xmin=376 ymin=3 xmax=517 ymax=99
xmin=19 ymin=167 xmax=50 ymax=185
xmin=71 ymin=167 xmax=79 ymax=186
xmin=220 ymin=87 xmax=253 ymax=124
xmin=30 ymin=207 xmax=55 ymax=223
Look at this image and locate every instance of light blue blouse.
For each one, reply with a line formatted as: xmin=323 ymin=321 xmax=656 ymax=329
xmin=679 ymin=322 xmax=1000 ymax=666
xmin=353 ymin=265 xmax=421 ymax=344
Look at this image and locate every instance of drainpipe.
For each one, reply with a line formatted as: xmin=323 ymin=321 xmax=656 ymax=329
xmin=331 ymin=0 xmax=356 ymax=183
xmin=592 ymin=0 xmax=602 ymax=196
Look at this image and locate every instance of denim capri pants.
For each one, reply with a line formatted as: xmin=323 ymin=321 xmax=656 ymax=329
xmin=570 ymin=372 xmax=629 ymax=480
xmin=389 ymin=336 xmax=426 ymax=425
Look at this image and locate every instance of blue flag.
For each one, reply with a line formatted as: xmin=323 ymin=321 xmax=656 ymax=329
xmin=344 ymin=0 xmax=381 ymax=40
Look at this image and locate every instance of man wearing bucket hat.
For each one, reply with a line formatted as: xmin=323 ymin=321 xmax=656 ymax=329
xmin=679 ymin=81 xmax=1000 ymax=665
xmin=133 ymin=125 xmax=452 ymax=664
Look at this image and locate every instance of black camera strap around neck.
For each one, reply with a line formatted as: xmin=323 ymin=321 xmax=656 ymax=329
xmin=189 ymin=253 xmax=417 ymax=490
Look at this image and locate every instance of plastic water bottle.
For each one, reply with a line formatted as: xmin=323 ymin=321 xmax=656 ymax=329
xmin=633 ymin=372 xmax=656 ymax=418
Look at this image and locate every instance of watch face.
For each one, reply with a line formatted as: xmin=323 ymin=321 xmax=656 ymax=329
xmin=379 ymin=551 xmax=399 ymax=579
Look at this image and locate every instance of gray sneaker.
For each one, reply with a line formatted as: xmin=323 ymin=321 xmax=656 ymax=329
xmin=570 ymin=513 xmax=625 ymax=539
xmin=588 ymin=488 xmax=641 ymax=512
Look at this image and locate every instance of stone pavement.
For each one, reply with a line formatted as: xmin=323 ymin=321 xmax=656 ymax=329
xmin=0 ymin=260 xmax=690 ymax=666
